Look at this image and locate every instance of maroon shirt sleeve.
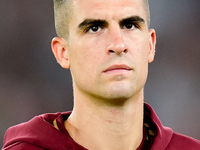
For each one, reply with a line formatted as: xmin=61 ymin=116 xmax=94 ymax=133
xmin=2 ymin=142 xmax=44 ymax=150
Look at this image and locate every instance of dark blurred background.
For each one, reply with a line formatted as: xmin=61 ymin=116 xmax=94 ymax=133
xmin=1 ymin=0 xmax=200 ymax=147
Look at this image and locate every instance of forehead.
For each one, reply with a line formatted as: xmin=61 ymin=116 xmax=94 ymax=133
xmin=71 ymin=0 xmax=147 ymax=23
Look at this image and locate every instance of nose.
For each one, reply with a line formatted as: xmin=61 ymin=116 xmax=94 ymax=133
xmin=106 ymin=28 xmax=128 ymax=55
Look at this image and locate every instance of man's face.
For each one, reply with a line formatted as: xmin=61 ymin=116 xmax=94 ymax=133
xmin=63 ymin=0 xmax=156 ymax=103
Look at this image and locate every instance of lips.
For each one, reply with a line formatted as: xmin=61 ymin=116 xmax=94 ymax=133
xmin=103 ymin=64 xmax=132 ymax=73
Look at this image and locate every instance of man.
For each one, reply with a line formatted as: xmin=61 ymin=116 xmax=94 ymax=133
xmin=2 ymin=0 xmax=200 ymax=149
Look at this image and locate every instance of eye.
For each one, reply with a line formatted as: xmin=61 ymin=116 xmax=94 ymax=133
xmin=123 ymin=23 xmax=136 ymax=30
xmin=87 ymin=25 xmax=101 ymax=33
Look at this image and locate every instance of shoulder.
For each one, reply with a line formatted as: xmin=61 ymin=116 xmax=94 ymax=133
xmin=165 ymin=132 xmax=200 ymax=150
xmin=143 ymin=103 xmax=200 ymax=150
xmin=2 ymin=142 xmax=45 ymax=150
xmin=3 ymin=112 xmax=72 ymax=150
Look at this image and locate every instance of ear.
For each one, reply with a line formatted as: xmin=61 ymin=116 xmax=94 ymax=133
xmin=148 ymin=29 xmax=156 ymax=63
xmin=51 ymin=37 xmax=70 ymax=69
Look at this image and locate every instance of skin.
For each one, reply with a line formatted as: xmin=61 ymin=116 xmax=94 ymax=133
xmin=52 ymin=0 xmax=156 ymax=149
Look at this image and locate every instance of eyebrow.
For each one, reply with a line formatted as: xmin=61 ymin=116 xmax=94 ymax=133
xmin=77 ymin=15 xmax=145 ymax=31
xmin=119 ymin=16 xmax=145 ymax=27
xmin=119 ymin=16 xmax=145 ymax=25
xmin=78 ymin=19 xmax=108 ymax=29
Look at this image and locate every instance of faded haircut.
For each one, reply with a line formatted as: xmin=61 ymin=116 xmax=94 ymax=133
xmin=53 ymin=0 xmax=150 ymax=38
xmin=53 ymin=0 xmax=72 ymax=38
xmin=143 ymin=0 xmax=150 ymax=27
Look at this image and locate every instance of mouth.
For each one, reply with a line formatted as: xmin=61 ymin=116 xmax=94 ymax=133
xmin=103 ymin=64 xmax=132 ymax=74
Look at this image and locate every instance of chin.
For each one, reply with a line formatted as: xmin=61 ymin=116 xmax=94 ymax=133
xmin=104 ymin=85 xmax=134 ymax=100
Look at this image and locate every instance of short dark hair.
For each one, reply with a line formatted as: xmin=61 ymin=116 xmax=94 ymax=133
xmin=53 ymin=0 xmax=72 ymax=38
xmin=53 ymin=0 xmax=150 ymax=38
xmin=143 ymin=0 xmax=150 ymax=27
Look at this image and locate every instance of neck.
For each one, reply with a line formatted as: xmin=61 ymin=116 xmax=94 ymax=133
xmin=65 ymin=90 xmax=144 ymax=150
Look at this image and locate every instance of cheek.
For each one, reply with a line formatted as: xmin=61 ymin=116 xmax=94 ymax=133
xmin=131 ymin=36 xmax=150 ymax=75
xmin=79 ymin=37 xmax=105 ymax=61
xmin=129 ymin=35 xmax=150 ymax=61
xmin=68 ymin=40 xmax=104 ymax=76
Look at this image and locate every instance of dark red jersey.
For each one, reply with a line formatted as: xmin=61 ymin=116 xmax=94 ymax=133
xmin=2 ymin=104 xmax=200 ymax=150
